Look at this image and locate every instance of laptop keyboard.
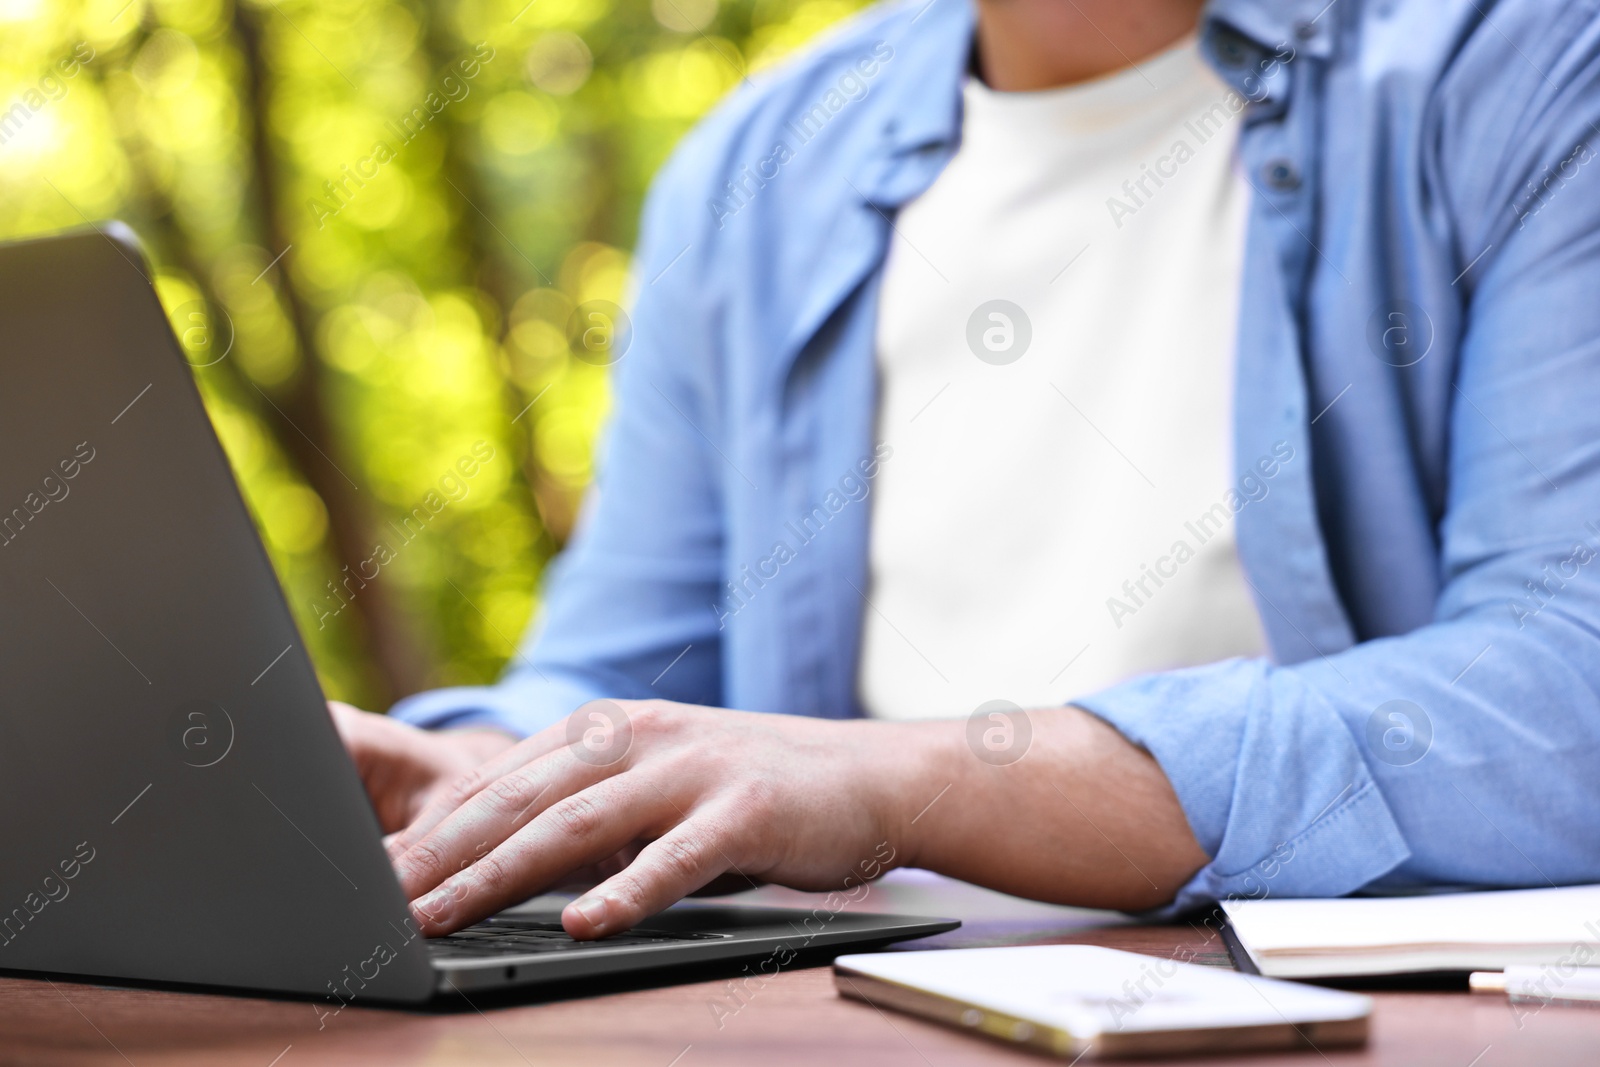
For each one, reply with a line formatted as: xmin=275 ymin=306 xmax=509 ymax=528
xmin=426 ymin=916 xmax=730 ymax=961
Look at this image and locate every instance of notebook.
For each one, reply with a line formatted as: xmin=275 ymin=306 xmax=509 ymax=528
xmin=1222 ymin=884 xmax=1600 ymax=979
xmin=834 ymin=945 xmax=1371 ymax=1059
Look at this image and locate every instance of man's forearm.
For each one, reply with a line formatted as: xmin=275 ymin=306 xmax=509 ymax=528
xmin=878 ymin=706 xmax=1208 ymax=911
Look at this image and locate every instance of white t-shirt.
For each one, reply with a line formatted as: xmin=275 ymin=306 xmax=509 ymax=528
xmin=860 ymin=39 xmax=1266 ymax=721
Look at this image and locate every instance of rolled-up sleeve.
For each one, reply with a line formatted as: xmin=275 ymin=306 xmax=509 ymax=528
xmin=1077 ymin=658 xmax=1411 ymax=913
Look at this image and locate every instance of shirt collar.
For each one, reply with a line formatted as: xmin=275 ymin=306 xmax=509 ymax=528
xmin=1204 ymin=0 xmax=1337 ymax=62
xmin=861 ymin=0 xmax=1336 ymax=205
xmin=1200 ymin=0 xmax=1334 ymax=112
xmin=876 ymin=0 xmax=974 ymax=160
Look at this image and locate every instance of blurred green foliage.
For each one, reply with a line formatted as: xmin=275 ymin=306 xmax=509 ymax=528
xmin=0 ymin=0 xmax=865 ymax=709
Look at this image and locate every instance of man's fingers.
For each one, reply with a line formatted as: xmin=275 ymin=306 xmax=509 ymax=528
xmin=561 ymin=814 xmax=740 ymax=939
xmin=383 ymin=717 xmax=577 ymax=860
xmin=394 ymin=746 xmax=611 ymax=901
xmin=326 ymin=702 xmax=432 ymax=833
xmin=327 ymin=701 xmax=384 ymax=773
xmin=326 ymin=700 xmax=362 ymax=737
xmin=406 ymin=776 xmax=677 ymax=935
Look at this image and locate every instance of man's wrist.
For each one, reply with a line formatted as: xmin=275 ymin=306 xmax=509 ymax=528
xmin=860 ymin=719 xmax=962 ymax=874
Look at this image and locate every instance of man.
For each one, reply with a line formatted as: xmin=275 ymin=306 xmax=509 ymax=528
xmin=334 ymin=0 xmax=1600 ymax=941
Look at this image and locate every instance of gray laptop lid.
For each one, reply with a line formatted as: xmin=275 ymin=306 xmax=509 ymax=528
xmin=0 ymin=227 xmax=433 ymax=1001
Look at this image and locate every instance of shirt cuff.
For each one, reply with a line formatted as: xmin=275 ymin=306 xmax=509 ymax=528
xmin=1073 ymin=657 xmax=1412 ymax=917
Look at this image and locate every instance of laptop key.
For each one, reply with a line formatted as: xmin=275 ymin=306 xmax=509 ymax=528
xmin=426 ymin=921 xmax=730 ymax=958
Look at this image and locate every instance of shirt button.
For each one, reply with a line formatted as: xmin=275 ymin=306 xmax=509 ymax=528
xmin=1212 ymin=27 xmax=1255 ymax=68
xmin=1264 ymin=159 xmax=1302 ymax=191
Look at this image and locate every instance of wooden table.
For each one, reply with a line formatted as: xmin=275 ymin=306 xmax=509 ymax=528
xmin=3 ymin=871 xmax=1597 ymax=1066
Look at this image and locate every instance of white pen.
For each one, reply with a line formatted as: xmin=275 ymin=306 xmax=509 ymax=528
xmin=1470 ymin=967 xmax=1600 ymax=1006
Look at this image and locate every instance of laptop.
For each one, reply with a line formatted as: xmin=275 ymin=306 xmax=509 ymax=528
xmin=0 ymin=226 xmax=957 ymax=1004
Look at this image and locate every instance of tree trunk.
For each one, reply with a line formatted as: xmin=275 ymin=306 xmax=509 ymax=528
xmin=229 ymin=6 xmax=428 ymax=707
xmin=420 ymin=15 xmax=566 ymax=555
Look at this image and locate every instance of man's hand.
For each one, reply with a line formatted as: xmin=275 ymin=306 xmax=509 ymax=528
xmin=328 ymin=702 xmax=518 ymax=834
xmin=385 ymin=701 xmax=923 ymax=940
xmin=377 ymin=699 xmax=1208 ymax=942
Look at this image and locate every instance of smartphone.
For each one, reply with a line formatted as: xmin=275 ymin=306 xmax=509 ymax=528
xmin=834 ymin=944 xmax=1371 ymax=1059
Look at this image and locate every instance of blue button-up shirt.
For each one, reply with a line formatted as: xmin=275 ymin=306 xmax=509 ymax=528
xmin=395 ymin=0 xmax=1600 ymax=913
